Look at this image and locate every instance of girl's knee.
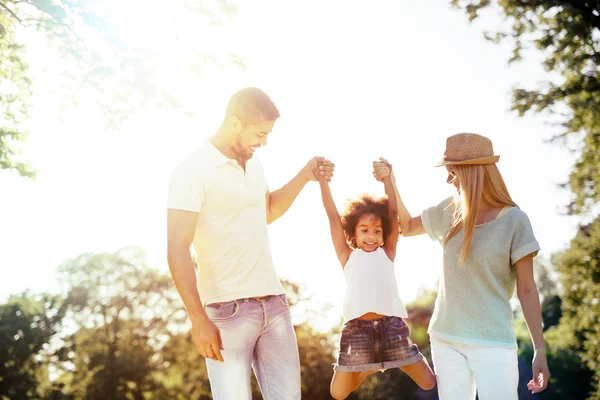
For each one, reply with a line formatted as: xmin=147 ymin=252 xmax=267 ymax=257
xmin=418 ymin=372 xmax=437 ymax=391
xmin=330 ymin=372 xmax=358 ymax=400
xmin=330 ymin=386 xmax=349 ymax=400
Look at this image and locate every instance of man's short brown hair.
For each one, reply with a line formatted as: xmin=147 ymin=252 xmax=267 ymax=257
xmin=225 ymin=87 xmax=280 ymax=125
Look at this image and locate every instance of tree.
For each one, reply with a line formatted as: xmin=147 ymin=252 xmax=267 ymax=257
xmin=0 ymin=0 xmax=241 ymax=178
xmin=533 ymin=259 xmax=563 ymax=331
xmin=155 ymin=331 xmax=213 ymax=400
xmin=295 ymin=323 xmax=338 ymax=399
xmin=53 ymin=247 xmax=187 ymax=399
xmin=0 ymin=292 xmax=66 ymax=399
xmin=450 ymin=0 xmax=600 ymax=214
xmin=451 ymin=2 xmax=600 ymax=398
xmin=514 ymin=260 xmax=594 ymax=399
xmin=0 ymin=9 xmax=34 ymax=178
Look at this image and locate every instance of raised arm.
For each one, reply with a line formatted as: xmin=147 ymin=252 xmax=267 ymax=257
xmin=266 ymin=156 xmax=334 ymax=224
xmin=318 ymin=174 xmax=351 ymax=267
xmin=382 ymin=172 xmax=399 ymax=260
xmin=373 ymin=159 xmax=426 ymax=237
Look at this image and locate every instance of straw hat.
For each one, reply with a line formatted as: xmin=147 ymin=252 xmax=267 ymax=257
xmin=435 ymin=133 xmax=500 ymax=167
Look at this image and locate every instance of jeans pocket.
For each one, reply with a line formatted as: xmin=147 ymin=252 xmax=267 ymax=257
xmin=277 ymin=294 xmax=289 ymax=307
xmin=341 ymin=320 xmax=358 ymax=335
xmin=204 ymin=300 xmax=240 ymax=321
xmin=384 ymin=316 xmax=406 ymax=333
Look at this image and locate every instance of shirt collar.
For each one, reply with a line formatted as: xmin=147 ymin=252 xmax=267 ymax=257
xmin=204 ymin=137 xmax=237 ymax=167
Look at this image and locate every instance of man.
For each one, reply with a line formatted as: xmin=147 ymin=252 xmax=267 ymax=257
xmin=167 ymin=87 xmax=334 ymax=399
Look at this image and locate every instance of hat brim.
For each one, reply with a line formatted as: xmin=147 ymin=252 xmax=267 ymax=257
xmin=435 ymin=155 xmax=500 ymax=167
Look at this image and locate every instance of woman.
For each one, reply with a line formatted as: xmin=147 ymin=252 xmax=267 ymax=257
xmin=373 ymin=133 xmax=550 ymax=400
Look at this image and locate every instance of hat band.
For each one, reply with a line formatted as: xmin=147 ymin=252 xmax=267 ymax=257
xmin=436 ymin=155 xmax=500 ymax=167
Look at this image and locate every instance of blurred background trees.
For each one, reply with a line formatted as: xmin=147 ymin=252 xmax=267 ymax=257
xmin=2 ymin=0 xmax=600 ymax=398
xmin=451 ymin=1 xmax=600 ymax=398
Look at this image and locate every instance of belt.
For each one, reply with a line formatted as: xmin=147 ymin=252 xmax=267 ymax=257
xmin=241 ymin=295 xmax=271 ymax=302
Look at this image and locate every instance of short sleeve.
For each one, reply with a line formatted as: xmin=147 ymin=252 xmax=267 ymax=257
xmin=167 ymin=159 xmax=205 ymax=212
xmin=510 ymin=211 xmax=540 ymax=264
xmin=421 ymin=197 xmax=454 ymax=242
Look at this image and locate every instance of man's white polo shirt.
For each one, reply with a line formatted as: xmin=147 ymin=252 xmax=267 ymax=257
xmin=168 ymin=139 xmax=285 ymax=305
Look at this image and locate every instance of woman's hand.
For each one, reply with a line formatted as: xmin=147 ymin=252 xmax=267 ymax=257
xmin=527 ymin=349 xmax=551 ymax=393
xmin=373 ymin=157 xmax=393 ymax=182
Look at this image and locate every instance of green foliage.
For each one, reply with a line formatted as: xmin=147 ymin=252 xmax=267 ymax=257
xmin=0 ymin=10 xmax=35 ymax=178
xmin=541 ymin=295 xmax=562 ymax=332
xmin=296 ymin=323 xmax=337 ymax=399
xmin=516 ymin=293 xmax=594 ymax=399
xmin=0 ymin=249 xmax=441 ymax=399
xmin=53 ymin=247 xmax=187 ymax=399
xmin=451 ymin=0 xmax=600 ymax=214
xmin=155 ymin=331 xmax=213 ymax=400
xmin=0 ymin=292 xmax=66 ymax=399
xmin=520 ymin=346 xmax=593 ymax=400
xmin=553 ymin=217 xmax=600 ymax=399
xmin=452 ymin=2 xmax=600 ymax=397
xmin=0 ymin=0 xmax=241 ymax=178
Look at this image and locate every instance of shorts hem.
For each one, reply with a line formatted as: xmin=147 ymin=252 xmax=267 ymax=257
xmin=333 ymin=352 xmax=424 ymax=372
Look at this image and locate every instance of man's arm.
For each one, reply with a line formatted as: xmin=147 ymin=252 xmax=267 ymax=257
xmin=266 ymin=173 xmax=310 ymax=225
xmin=167 ymin=209 xmax=223 ymax=362
xmin=265 ymin=157 xmax=334 ymax=224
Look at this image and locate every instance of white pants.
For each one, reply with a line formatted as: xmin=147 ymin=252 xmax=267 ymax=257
xmin=430 ymin=336 xmax=519 ymax=400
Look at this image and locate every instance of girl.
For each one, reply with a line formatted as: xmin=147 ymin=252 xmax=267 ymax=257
xmin=317 ymin=158 xmax=436 ymax=400
xmin=373 ymin=133 xmax=551 ymax=399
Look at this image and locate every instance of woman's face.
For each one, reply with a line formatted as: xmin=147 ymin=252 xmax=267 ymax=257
xmin=446 ymin=166 xmax=460 ymax=192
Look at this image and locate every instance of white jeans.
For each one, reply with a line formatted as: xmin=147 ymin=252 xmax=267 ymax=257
xmin=430 ymin=336 xmax=519 ymax=400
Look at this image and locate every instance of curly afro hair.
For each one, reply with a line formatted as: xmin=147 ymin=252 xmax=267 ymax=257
xmin=340 ymin=193 xmax=393 ymax=249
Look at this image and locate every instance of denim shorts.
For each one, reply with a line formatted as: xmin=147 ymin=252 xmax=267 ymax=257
xmin=334 ymin=316 xmax=424 ymax=372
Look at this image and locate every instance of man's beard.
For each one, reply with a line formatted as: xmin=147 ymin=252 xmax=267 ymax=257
xmin=233 ymin=139 xmax=253 ymax=161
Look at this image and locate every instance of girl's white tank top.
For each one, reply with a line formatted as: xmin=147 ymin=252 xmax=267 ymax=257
xmin=342 ymin=247 xmax=408 ymax=321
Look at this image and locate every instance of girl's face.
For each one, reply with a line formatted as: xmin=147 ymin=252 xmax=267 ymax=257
xmin=446 ymin=166 xmax=460 ymax=192
xmin=354 ymin=213 xmax=384 ymax=252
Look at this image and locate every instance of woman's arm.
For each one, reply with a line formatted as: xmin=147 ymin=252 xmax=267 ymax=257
xmin=383 ymin=174 xmax=399 ymax=260
xmin=515 ymin=254 xmax=550 ymax=394
xmin=373 ymin=159 xmax=426 ymax=237
xmin=318 ymin=178 xmax=351 ymax=266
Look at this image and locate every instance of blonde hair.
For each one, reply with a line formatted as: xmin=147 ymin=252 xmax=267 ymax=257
xmin=443 ymin=164 xmax=517 ymax=265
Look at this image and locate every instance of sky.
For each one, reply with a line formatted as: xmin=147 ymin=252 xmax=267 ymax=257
xmin=0 ymin=0 xmax=580 ymax=330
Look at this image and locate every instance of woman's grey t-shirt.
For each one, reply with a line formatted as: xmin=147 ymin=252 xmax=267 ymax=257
xmin=421 ymin=197 xmax=540 ymax=348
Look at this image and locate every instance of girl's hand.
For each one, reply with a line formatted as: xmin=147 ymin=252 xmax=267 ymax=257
xmin=373 ymin=157 xmax=392 ymax=182
xmin=315 ymin=158 xmax=335 ymax=183
xmin=303 ymin=157 xmax=334 ymax=182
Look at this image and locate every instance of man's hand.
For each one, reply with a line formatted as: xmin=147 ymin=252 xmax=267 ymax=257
xmin=303 ymin=156 xmax=335 ymax=182
xmin=373 ymin=157 xmax=393 ymax=182
xmin=527 ymin=350 xmax=550 ymax=393
xmin=191 ymin=316 xmax=224 ymax=362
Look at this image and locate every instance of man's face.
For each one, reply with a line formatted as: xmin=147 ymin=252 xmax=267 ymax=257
xmin=233 ymin=119 xmax=276 ymax=160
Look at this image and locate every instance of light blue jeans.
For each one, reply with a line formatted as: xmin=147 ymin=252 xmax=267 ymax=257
xmin=204 ymin=294 xmax=301 ymax=400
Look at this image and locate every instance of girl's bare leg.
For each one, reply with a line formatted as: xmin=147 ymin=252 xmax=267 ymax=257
xmin=400 ymin=359 xmax=437 ymax=390
xmin=330 ymin=370 xmax=379 ymax=399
